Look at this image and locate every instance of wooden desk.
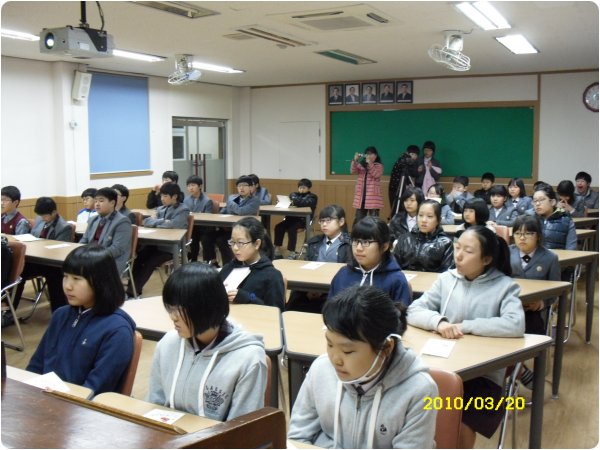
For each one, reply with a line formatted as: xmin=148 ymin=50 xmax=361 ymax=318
xmin=191 ymin=212 xmax=252 ymax=227
xmin=120 ymin=297 xmax=283 ymax=408
xmin=260 ymin=205 xmax=313 ymax=239
xmin=586 ymin=208 xmax=599 ymax=217
xmin=282 ymin=312 xmax=551 ymax=449
xmin=6 ymin=366 xmax=93 ymax=399
xmin=1 ymin=378 xmax=285 ymax=448
xmin=576 ymin=228 xmax=597 ymax=250
xmin=20 ymin=238 xmax=83 ymax=267
xmin=131 ymin=208 xmax=156 ymax=218
xmin=273 ymin=259 xmax=345 ymax=292
xmin=552 ymin=249 xmax=599 ymax=343
xmin=573 ymin=216 xmax=599 ymax=228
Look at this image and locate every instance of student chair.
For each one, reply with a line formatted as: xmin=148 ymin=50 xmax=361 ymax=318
xmin=157 ymin=214 xmax=195 ymax=284
xmin=495 ymin=225 xmax=511 ymax=246
xmin=497 ymin=362 xmax=523 ymax=449
xmin=119 ymin=330 xmax=143 ymax=396
xmin=2 ymin=241 xmax=27 ymax=351
xmin=206 ymin=193 xmax=225 ymax=214
xmin=132 ymin=211 xmax=144 ymax=226
xmin=428 ymin=368 xmax=463 ymax=449
xmin=122 ymin=225 xmax=139 ymax=299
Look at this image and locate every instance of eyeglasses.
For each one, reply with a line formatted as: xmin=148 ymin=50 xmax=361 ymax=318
xmin=237 ymin=183 xmax=250 ymax=188
xmin=514 ymin=231 xmax=536 ymax=239
xmin=351 ymin=239 xmax=377 ymax=248
xmin=318 ymin=218 xmax=336 ymax=225
xmin=227 ymin=240 xmax=253 ymax=248
xmin=532 ymin=198 xmax=549 ymax=205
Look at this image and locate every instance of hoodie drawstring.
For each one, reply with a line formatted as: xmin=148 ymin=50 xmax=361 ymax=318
xmin=168 ymin=338 xmax=220 ymax=416
xmin=333 ymin=381 xmax=383 ymax=448
xmin=357 ymin=263 xmax=380 ymax=287
xmin=440 ymin=276 xmax=459 ymax=317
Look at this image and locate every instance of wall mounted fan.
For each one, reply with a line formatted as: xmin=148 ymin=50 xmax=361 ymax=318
xmin=428 ymin=32 xmax=471 ymax=72
xmin=168 ymin=54 xmax=202 ymax=85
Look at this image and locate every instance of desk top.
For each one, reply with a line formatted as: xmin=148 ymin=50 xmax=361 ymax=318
xmin=282 ymin=311 xmax=551 ymax=381
xmin=260 ymin=205 xmax=312 ymax=216
xmin=573 ymin=216 xmax=599 ymax=227
xmin=20 ymin=238 xmax=83 ymax=266
xmin=121 ymin=297 xmax=283 ymax=353
xmin=6 ymin=366 xmax=92 ymax=399
xmin=132 ymin=208 xmax=156 ymax=217
xmin=191 ymin=212 xmax=254 ymax=226
xmin=1 ymin=378 xmax=218 ymax=448
xmin=76 ymin=223 xmax=186 ymax=242
xmin=552 ymin=248 xmax=599 ymax=266
xmin=273 ymin=259 xmax=345 ymax=291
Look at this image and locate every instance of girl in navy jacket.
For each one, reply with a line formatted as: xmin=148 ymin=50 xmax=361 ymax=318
xmin=27 ymin=245 xmax=135 ymax=395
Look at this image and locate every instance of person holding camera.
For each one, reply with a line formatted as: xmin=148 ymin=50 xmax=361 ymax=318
xmin=351 ymin=147 xmax=384 ymax=226
xmin=416 ymin=141 xmax=442 ymax=195
xmin=389 ymin=145 xmax=420 ymax=214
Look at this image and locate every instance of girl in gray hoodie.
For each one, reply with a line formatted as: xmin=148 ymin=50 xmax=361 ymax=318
xmin=407 ymin=225 xmax=525 ymax=447
xmin=147 ymin=263 xmax=267 ymax=421
xmin=288 ymin=285 xmax=438 ymax=448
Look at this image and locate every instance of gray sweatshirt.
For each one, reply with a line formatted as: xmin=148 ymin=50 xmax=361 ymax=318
xmin=148 ymin=322 xmax=267 ymax=421
xmin=407 ymin=268 xmax=525 ymax=386
xmin=288 ymin=344 xmax=438 ymax=448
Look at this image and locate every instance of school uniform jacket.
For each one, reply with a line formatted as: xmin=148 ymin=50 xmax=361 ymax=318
xmin=575 ymin=189 xmax=599 ymax=209
xmin=446 ymin=191 xmax=473 ymax=214
xmin=506 ymin=197 xmax=533 ymax=215
xmin=31 ymin=215 xmax=72 ymax=242
xmin=488 ymin=205 xmax=518 ymax=226
xmin=509 ymin=245 xmax=561 ymax=281
xmin=80 ymin=211 xmax=132 ymax=274
xmin=183 ymin=193 xmax=213 ymax=214
xmin=221 ymin=194 xmax=260 ymax=216
xmin=143 ymin=203 xmax=190 ymax=229
xmin=351 ymin=160 xmax=384 ymax=210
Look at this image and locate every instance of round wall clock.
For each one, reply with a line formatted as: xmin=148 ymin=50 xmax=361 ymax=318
xmin=583 ymin=82 xmax=599 ymax=112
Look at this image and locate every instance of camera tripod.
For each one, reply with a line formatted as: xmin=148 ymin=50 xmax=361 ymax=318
xmin=393 ymin=174 xmax=415 ymax=215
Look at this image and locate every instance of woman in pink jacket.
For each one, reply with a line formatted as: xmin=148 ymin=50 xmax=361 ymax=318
xmin=351 ymin=146 xmax=384 ymax=226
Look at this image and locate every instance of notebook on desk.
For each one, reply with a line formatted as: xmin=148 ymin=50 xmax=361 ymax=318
xmin=275 ymin=195 xmax=291 ymax=208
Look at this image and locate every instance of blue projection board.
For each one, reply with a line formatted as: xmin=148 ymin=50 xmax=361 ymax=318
xmin=88 ymin=72 xmax=150 ymax=173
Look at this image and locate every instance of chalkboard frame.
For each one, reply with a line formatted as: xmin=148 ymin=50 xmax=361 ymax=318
xmin=326 ymin=100 xmax=539 ymax=182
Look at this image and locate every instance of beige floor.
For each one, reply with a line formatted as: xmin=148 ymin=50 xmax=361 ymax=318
xmin=3 ymin=270 xmax=598 ymax=448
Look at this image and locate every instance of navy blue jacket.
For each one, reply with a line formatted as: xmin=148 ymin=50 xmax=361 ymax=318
xmin=329 ymin=256 xmax=412 ymax=307
xmin=540 ymin=209 xmax=577 ymax=250
xmin=27 ymin=306 xmax=136 ymax=395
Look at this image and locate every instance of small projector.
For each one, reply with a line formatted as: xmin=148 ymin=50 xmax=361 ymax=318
xmin=39 ymin=26 xmax=114 ymax=59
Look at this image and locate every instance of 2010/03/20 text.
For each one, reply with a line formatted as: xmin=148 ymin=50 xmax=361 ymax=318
xmin=423 ymin=396 xmax=525 ymax=411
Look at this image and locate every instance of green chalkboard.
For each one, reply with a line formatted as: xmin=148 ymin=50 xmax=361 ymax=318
xmin=330 ymin=106 xmax=534 ymax=178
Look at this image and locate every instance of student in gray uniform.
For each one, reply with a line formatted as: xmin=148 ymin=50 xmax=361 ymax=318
xmin=148 ymin=263 xmax=267 ymax=420
xmin=488 ymin=185 xmax=518 ymax=226
xmin=408 ymin=225 xmax=524 ymax=447
xmin=288 ymin=285 xmax=438 ymax=448
xmin=112 ymin=184 xmax=137 ymax=224
xmin=183 ymin=175 xmax=214 ymax=262
xmin=574 ymin=171 xmax=599 ymax=209
xmin=127 ymin=183 xmax=190 ymax=297
xmin=506 ymin=177 xmax=532 ymax=215
xmin=446 ymin=176 xmax=473 ymax=214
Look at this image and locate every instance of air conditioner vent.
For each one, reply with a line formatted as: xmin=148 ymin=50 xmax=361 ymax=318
xmin=235 ymin=26 xmax=313 ymax=47
xmin=131 ymin=1 xmax=219 ymax=19
xmin=223 ymin=33 xmax=256 ymax=41
xmin=303 ymin=16 xmax=374 ymax=31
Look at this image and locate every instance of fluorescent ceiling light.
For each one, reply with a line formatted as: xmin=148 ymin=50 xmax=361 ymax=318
xmin=456 ymin=2 xmax=511 ymax=30
xmin=191 ymin=61 xmax=244 ymax=74
xmin=113 ymin=49 xmax=165 ymax=62
xmin=496 ymin=34 xmax=538 ymax=54
xmin=1 ymin=29 xmax=40 ymax=41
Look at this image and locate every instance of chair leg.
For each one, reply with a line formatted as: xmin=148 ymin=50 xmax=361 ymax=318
xmin=128 ymin=266 xmax=138 ymax=299
xmin=497 ymin=362 xmax=522 ymax=449
xmin=3 ymin=289 xmax=25 ymax=351
xmin=19 ymin=277 xmax=48 ymax=322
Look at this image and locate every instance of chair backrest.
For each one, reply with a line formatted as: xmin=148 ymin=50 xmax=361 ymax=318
xmin=206 ymin=193 xmax=225 ymax=214
xmin=495 ymin=225 xmax=511 ymax=245
xmin=132 ymin=211 xmax=144 ymax=226
xmin=130 ymin=225 xmax=138 ymax=261
xmin=185 ymin=407 xmax=286 ymax=449
xmin=6 ymin=241 xmax=26 ymax=286
xmin=119 ymin=330 xmax=143 ymax=396
xmin=428 ymin=368 xmax=463 ymax=449
xmin=67 ymin=223 xmax=76 ymax=242
xmin=185 ymin=214 xmax=195 ymax=243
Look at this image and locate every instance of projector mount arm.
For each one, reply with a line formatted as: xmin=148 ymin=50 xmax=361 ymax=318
xmin=79 ymin=1 xmax=105 ymax=31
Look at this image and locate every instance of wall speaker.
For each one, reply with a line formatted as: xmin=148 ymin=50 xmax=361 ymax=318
xmin=72 ymin=71 xmax=92 ymax=101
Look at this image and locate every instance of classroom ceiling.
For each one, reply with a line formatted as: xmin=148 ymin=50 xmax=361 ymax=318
xmin=1 ymin=1 xmax=598 ymax=87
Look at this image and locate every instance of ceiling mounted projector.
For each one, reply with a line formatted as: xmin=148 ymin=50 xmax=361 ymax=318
xmin=168 ymin=54 xmax=202 ymax=85
xmin=39 ymin=25 xmax=114 ymax=59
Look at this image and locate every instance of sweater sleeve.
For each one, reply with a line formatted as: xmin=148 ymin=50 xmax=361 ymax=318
xmin=225 ymin=358 xmax=268 ymax=420
xmin=288 ymin=364 xmax=328 ymax=445
xmin=83 ymin=324 xmax=134 ymax=395
xmin=407 ymin=276 xmax=447 ymax=331
xmin=147 ymin=339 xmax=168 ymax=406
xmin=440 ymin=205 xmax=455 ymax=225
xmin=565 ymin=219 xmax=577 ymax=250
xmin=15 ymin=218 xmax=31 ymax=235
xmin=460 ymin=281 xmax=525 ymax=337
xmin=235 ymin=269 xmax=285 ymax=312
xmin=368 ymin=162 xmax=384 ymax=179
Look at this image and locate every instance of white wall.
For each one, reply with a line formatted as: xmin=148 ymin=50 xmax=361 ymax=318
xmin=0 ymin=56 xmax=234 ymax=198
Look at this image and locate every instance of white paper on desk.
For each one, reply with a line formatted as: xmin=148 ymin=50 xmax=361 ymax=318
xmin=223 ymin=267 xmax=251 ymax=290
xmin=26 ymin=372 xmax=70 ymax=392
xmin=13 ymin=233 xmax=41 ymax=242
xmin=45 ymin=243 xmax=72 ymax=249
xmin=144 ymin=408 xmax=185 ymax=425
xmin=404 ymin=273 xmax=416 ymax=282
xmin=276 ymin=195 xmax=292 ymax=208
xmin=301 ymin=262 xmax=325 ymax=270
xmin=219 ymin=214 xmax=233 ymax=217
xmin=420 ymin=338 xmax=456 ymax=358
xmin=137 ymin=229 xmax=156 ymax=234
xmin=286 ymin=440 xmax=298 ymax=449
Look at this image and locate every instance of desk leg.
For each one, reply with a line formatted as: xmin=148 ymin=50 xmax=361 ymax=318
xmin=269 ymin=354 xmax=279 ymax=408
xmin=305 ymin=214 xmax=311 ymax=241
xmin=585 ymin=259 xmax=598 ymax=343
xmin=288 ymin=358 xmax=304 ymax=412
xmin=530 ymin=348 xmax=547 ymax=448
xmin=552 ymin=290 xmax=567 ymax=398
xmin=171 ymin=243 xmax=181 ymax=269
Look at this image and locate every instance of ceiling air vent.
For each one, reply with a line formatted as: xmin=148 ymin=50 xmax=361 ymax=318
xmin=131 ymin=2 xmax=219 ymax=19
xmin=235 ymin=26 xmax=313 ymax=47
xmin=223 ymin=33 xmax=256 ymax=41
xmin=270 ymin=4 xmax=394 ymax=31
xmin=316 ymin=49 xmax=377 ymax=65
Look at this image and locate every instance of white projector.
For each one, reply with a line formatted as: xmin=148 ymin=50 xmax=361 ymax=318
xmin=39 ymin=26 xmax=114 ymax=59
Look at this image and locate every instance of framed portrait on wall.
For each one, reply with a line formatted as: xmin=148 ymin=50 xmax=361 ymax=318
xmin=328 ymin=84 xmax=343 ymax=105
xmin=378 ymin=82 xmax=395 ymax=103
xmin=396 ymin=81 xmax=413 ymax=103
xmin=344 ymin=83 xmax=360 ymax=104
xmin=361 ymin=83 xmax=377 ymax=104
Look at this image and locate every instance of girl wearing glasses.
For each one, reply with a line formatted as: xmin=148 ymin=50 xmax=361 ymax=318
xmin=287 ymin=204 xmax=352 ymax=313
xmin=531 ymin=183 xmax=577 ymax=250
xmin=509 ymin=214 xmax=561 ymax=390
xmin=219 ymin=217 xmax=285 ymax=311
xmin=329 ymin=216 xmax=412 ymax=307
xmin=407 ymin=225 xmax=524 ymax=447
xmin=148 ymin=263 xmax=267 ymax=420
xmin=393 ymin=200 xmax=453 ymax=273
xmin=288 ymin=285 xmax=437 ymax=448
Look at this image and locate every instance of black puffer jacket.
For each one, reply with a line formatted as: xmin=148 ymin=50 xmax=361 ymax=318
xmin=389 ymin=211 xmax=418 ymax=241
xmin=393 ymin=225 xmax=453 ymax=272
